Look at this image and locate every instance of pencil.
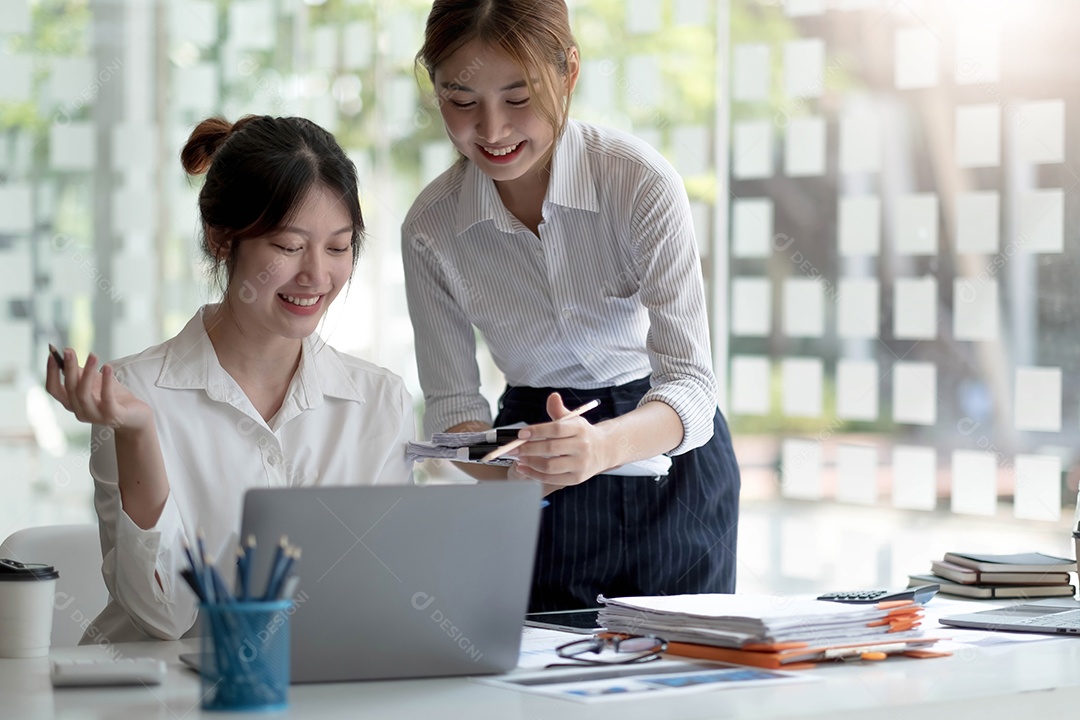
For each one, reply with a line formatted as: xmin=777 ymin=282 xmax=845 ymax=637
xmin=262 ymin=536 xmax=289 ymax=601
xmin=234 ymin=546 xmax=247 ymax=601
xmin=241 ymin=535 xmax=256 ymax=602
xmin=280 ymin=575 xmax=301 ymax=601
xmin=268 ymin=548 xmax=299 ymax=601
xmin=480 ymin=399 xmax=601 ymax=463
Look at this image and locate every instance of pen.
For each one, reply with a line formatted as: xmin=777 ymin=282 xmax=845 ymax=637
xmin=480 ymin=399 xmax=601 ymax=463
xmin=48 ymin=344 xmax=65 ymax=373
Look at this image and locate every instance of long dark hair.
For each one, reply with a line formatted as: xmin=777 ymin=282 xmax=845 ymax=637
xmin=180 ymin=115 xmax=364 ymax=294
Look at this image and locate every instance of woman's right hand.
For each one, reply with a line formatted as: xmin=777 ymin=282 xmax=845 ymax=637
xmin=45 ymin=348 xmax=153 ymax=433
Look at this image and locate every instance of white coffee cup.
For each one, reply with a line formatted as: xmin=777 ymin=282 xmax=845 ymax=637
xmin=0 ymin=559 xmax=59 ymax=658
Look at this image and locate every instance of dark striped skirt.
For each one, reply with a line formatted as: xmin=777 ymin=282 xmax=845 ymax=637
xmin=493 ymin=377 xmax=740 ymax=612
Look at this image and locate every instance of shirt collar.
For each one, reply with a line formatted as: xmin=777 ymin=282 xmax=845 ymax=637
xmin=456 ymin=160 xmax=518 ymax=235
xmin=455 ymin=119 xmax=599 ymax=236
xmin=546 ymin=120 xmax=599 ymax=213
xmin=156 ymin=306 xmax=365 ymax=414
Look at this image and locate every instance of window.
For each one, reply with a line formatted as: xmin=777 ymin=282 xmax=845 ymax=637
xmin=728 ymin=0 xmax=1077 ymax=590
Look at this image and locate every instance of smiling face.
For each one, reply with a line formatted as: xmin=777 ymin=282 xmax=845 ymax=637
xmin=434 ymin=40 xmax=576 ymax=192
xmin=221 ymin=184 xmax=354 ymax=346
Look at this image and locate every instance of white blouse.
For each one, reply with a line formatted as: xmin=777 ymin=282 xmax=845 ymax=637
xmin=85 ymin=307 xmax=414 ymax=643
xmin=402 ymin=119 xmax=716 ymax=454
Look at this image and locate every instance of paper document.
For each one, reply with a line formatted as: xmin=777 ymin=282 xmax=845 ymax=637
xmin=409 ymin=428 xmax=673 ymax=476
xmin=478 ymin=660 xmax=812 ymax=703
xmin=405 ymin=442 xmax=514 ymax=466
xmin=665 ymin=634 xmax=944 ymax=668
xmin=431 ymin=423 xmax=527 ymax=447
xmin=607 ymin=454 xmax=673 ymax=477
xmin=599 ymin=594 xmax=929 ymax=647
xmin=517 ymin=627 xmax=588 ymax=670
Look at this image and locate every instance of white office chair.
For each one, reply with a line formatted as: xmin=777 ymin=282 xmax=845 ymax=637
xmin=0 ymin=524 xmax=109 ymax=647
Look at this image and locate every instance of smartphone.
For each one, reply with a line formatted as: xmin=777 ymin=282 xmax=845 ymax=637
xmin=48 ymin=344 xmax=65 ymax=372
xmin=523 ymin=609 xmax=601 ymax=634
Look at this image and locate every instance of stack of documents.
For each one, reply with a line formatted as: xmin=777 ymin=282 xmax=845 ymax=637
xmin=406 ymin=440 xmax=515 ymax=467
xmin=598 ymin=594 xmax=947 ymax=669
xmin=407 ymin=424 xmax=521 ymax=466
xmin=408 ymin=425 xmax=674 ymax=476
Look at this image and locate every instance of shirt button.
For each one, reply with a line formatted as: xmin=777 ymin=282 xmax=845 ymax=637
xmin=585 ymin=353 xmax=595 ymax=363
xmin=562 ymin=307 xmax=572 ymax=319
xmin=267 ymin=455 xmax=277 ymax=467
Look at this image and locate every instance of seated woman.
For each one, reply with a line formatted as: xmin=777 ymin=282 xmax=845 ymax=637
xmin=45 ymin=115 xmax=414 ymax=643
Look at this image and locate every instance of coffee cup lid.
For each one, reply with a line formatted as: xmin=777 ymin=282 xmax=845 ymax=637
xmin=0 ymin=558 xmax=59 ymax=581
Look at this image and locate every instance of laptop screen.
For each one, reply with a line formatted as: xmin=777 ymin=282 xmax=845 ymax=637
xmin=239 ymin=483 xmax=542 ymax=683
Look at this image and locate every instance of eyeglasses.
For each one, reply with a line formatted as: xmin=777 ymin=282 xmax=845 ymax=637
xmin=546 ymin=634 xmax=667 ymax=668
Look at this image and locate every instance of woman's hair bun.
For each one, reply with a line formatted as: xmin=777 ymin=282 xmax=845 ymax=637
xmin=180 ymin=117 xmax=233 ymax=175
xmin=180 ymin=116 xmax=266 ymax=176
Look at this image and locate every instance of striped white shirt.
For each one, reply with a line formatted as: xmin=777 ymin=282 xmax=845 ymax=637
xmin=402 ymin=119 xmax=715 ymax=455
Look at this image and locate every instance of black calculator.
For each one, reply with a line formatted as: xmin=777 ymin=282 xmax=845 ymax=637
xmin=816 ymin=584 xmax=939 ymax=604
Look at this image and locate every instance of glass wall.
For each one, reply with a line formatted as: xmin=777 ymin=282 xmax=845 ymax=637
xmin=0 ymin=0 xmax=725 ymax=535
xmin=1 ymin=0 xmax=452 ymax=531
xmin=9 ymin=0 xmax=1075 ymax=593
xmin=727 ymin=0 xmax=1080 ymax=589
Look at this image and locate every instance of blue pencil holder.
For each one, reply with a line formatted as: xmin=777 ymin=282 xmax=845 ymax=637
xmin=200 ymin=600 xmax=292 ymax=712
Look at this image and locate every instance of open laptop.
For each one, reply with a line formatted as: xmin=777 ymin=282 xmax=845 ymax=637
xmin=182 ymin=482 xmax=541 ymax=683
xmin=940 ymin=598 xmax=1080 ymax=635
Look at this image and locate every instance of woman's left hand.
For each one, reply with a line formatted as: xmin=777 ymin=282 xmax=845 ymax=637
xmin=510 ymin=393 xmax=613 ymax=487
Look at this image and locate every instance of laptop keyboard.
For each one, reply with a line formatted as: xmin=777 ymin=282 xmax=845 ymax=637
xmin=1014 ymin=611 xmax=1080 ymax=628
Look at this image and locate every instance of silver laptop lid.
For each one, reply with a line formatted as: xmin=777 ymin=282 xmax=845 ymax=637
xmin=239 ymin=482 xmax=541 ymax=682
xmin=940 ymin=601 xmax=1080 ymax=635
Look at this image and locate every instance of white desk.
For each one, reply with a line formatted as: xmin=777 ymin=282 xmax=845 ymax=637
xmin=7 ymin=628 xmax=1080 ymax=720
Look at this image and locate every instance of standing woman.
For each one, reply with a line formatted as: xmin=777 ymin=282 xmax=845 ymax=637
xmin=46 ymin=115 xmax=414 ymax=642
xmin=403 ymin=0 xmax=739 ymax=611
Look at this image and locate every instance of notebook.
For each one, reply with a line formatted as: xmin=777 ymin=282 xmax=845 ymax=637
xmin=182 ymin=482 xmax=541 ymax=682
xmin=939 ymin=598 xmax=1080 ymax=636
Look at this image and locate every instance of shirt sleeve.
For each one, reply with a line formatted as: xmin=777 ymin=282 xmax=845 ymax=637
xmin=402 ymin=226 xmax=493 ymax=437
xmin=630 ymin=173 xmax=717 ymax=455
xmin=374 ymin=380 xmax=418 ymax=486
xmin=90 ymin=423 xmax=199 ymax=641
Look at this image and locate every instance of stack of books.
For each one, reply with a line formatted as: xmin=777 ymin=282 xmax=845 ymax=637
xmin=908 ymin=551 xmax=1076 ymax=599
xmin=597 ymin=593 xmax=947 ymax=669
